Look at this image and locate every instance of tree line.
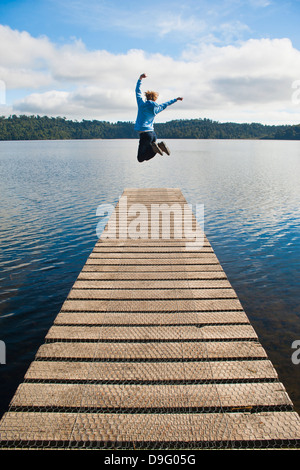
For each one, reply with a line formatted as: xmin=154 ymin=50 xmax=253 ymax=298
xmin=0 ymin=114 xmax=299 ymax=140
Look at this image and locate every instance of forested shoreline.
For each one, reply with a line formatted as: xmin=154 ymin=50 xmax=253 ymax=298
xmin=0 ymin=115 xmax=300 ymax=140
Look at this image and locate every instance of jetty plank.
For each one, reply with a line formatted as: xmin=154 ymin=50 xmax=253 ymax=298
xmin=24 ymin=359 xmax=279 ymax=382
xmin=9 ymin=382 xmax=292 ymax=410
xmin=1 ymin=411 xmax=300 ymax=445
xmin=53 ymin=310 xmax=250 ymax=325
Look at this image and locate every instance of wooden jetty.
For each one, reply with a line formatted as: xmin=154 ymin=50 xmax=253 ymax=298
xmin=1 ymin=188 xmax=300 ymax=449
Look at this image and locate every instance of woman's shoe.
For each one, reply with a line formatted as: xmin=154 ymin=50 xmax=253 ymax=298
xmin=151 ymin=142 xmax=164 ymax=155
xmin=158 ymin=141 xmax=170 ymax=155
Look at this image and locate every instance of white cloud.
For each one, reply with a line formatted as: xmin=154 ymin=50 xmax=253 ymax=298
xmin=1 ymin=25 xmax=300 ymax=124
xmin=14 ymin=86 xmax=136 ymax=119
xmin=248 ymin=0 xmax=271 ymax=7
xmin=50 ymin=0 xmax=207 ymax=40
xmin=215 ymin=21 xmax=251 ymax=44
xmin=15 ymin=90 xmax=71 ymax=114
xmin=0 ymin=25 xmax=54 ymax=68
xmin=156 ymin=15 xmax=206 ymax=38
xmin=0 ymin=66 xmax=53 ymax=90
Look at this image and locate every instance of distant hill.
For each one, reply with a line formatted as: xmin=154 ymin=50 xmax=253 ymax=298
xmin=0 ymin=114 xmax=299 ymax=140
xmin=272 ymin=124 xmax=300 ymax=140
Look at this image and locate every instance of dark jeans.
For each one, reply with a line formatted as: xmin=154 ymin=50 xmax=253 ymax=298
xmin=137 ymin=131 xmax=157 ymax=162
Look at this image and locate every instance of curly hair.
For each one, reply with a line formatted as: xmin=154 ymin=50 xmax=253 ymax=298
xmin=145 ymin=90 xmax=159 ymax=101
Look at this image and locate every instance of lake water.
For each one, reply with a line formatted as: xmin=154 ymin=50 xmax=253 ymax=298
xmin=0 ymin=138 xmax=300 ymax=417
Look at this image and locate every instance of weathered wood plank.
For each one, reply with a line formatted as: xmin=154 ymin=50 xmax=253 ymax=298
xmin=95 ymin=241 xmax=211 ymax=248
xmin=73 ymin=279 xmax=232 ymax=289
xmin=77 ymin=271 xmax=227 ymax=280
xmin=85 ymin=257 xmax=219 ymax=265
xmin=36 ymin=340 xmax=268 ymax=360
xmin=54 ymin=311 xmax=250 ymax=325
xmin=24 ymin=359 xmax=279 ymax=382
xmin=66 ymin=288 xmax=238 ymax=300
xmin=60 ymin=298 xmax=244 ymax=312
xmin=92 ymin=246 xmax=213 ymax=253
xmin=1 ymin=411 xmax=300 ymax=445
xmin=81 ymin=264 xmax=225 ymax=272
xmin=89 ymin=252 xmax=215 ymax=259
xmin=10 ymin=382 xmax=292 ymax=409
xmin=45 ymin=325 xmax=258 ymax=341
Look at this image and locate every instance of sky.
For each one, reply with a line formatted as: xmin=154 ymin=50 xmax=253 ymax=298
xmin=1 ymin=0 xmax=300 ymax=124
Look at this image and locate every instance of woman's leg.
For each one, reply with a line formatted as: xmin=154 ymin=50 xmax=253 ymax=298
xmin=137 ymin=131 xmax=157 ymax=162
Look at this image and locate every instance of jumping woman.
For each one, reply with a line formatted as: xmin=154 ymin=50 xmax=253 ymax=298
xmin=134 ymin=73 xmax=183 ymax=163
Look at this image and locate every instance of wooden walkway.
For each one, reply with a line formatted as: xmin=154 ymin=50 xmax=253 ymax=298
xmin=1 ymin=188 xmax=300 ymax=449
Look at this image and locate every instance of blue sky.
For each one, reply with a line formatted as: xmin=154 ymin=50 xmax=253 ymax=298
xmin=1 ymin=0 xmax=300 ymax=123
xmin=2 ymin=0 xmax=300 ymax=54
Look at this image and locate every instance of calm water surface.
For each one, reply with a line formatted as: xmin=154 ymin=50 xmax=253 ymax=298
xmin=0 ymin=138 xmax=300 ymax=417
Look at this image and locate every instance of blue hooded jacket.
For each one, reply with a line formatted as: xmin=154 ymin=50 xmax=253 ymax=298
xmin=134 ymin=79 xmax=177 ymax=132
